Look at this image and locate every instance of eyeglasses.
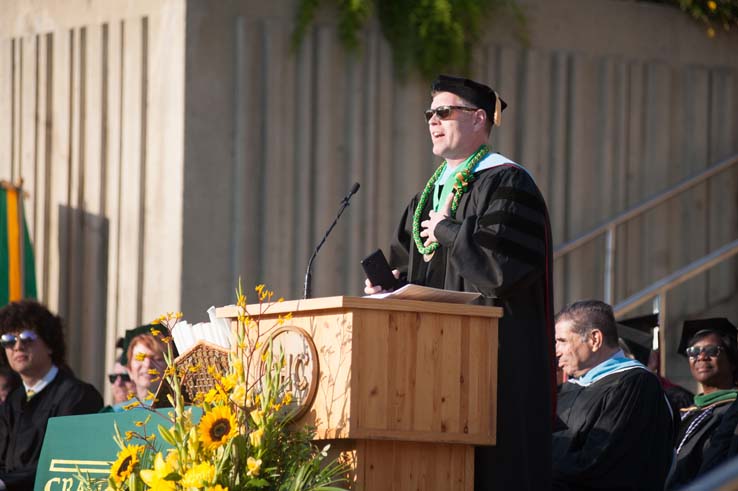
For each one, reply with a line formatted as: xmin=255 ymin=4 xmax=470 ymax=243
xmin=424 ymin=105 xmax=479 ymax=122
xmin=0 ymin=330 xmax=39 ymax=349
xmin=108 ymin=373 xmax=131 ymax=383
xmin=686 ymin=344 xmax=724 ymax=359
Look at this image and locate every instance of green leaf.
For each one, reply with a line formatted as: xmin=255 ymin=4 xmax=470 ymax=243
xmin=157 ymin=424 xmax=177 ymax=446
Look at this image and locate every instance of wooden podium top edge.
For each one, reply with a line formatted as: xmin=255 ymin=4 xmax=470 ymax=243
xmin=215 ymin=296 xmax=503 ymax=319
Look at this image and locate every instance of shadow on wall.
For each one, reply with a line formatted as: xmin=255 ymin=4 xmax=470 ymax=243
xmin=57 ymin=204 xmax=109 ymax=392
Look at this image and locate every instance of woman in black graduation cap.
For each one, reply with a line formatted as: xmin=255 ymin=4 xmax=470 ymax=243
xmin=666 ymin=318 xmax=738 ymax=490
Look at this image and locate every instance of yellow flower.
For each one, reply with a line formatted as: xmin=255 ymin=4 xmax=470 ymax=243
xmin=181 ymin=461 xmax=216 ymax=488
xmin=110 ymin=445 xmax=142 ymax=484
xmin=249 ymin=427 xmax=264 ymax=448
xmin=282 ymin=392 xmax=293 ymax=405
xmin=206 ymin=486 xmax=228 ymax=491
xmin=708 ymin=1 xmax=717 ymax=11
xmin=199 ymin=405 xmax=238 ymax=450
xmin=250 ymin=409 xmax=263 ymax=426
xmin=231 ymin=383 xmax=247 ymax=407
xmin=134 ymin=352 xmax=146 ymax=362
xmin=707 ymin=27 xmax=716 ymax=38
xmin=140 ymin=452 xmax=176 ymax=491
xmin=123 ymin=401 xmax=140 ymax=411
xmin=247 ymin=456 xmax=262 ymax=477
xmin=165 ymin=449 xmax=179 ymax=470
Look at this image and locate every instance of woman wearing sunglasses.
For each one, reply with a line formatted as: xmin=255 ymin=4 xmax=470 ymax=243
xmin=667 ymin=318 xmax=738 ymax=490
xmin=108 ymin=359 xmax=136 ymax=405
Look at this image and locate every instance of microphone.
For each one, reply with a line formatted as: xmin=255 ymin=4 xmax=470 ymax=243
xmin=303 ymin=182 xmax=360 ymax=299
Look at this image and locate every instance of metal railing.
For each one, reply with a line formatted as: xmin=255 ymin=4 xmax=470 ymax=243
xmin=554 ymin=153 xmax=738 ymax=305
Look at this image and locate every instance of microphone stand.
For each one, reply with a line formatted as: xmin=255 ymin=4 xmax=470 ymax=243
xmin=303 ymin=183 xmax=360 ymax=299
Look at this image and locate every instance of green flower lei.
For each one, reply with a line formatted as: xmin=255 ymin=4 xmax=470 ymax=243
xmin=412 ymin=145 xmax=489 ymax=255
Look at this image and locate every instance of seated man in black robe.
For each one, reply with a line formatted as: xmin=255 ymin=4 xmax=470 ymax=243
xmin=364 ymin=74 xmax=556 ymax=491
xmin=553 ymin=300 xmax=674 ymax=491
xmin=667 ymin=318 xmax=738 ymax=489
xmin=0 ymin=300 xmax=103 ymax=491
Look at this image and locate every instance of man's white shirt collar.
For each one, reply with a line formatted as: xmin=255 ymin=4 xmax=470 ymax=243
xmin=23 ymin=364 xmax=59 ymax=395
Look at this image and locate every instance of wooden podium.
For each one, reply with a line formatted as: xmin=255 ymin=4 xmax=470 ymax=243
xmin=216 ymin=296 xmax=500 ymax=491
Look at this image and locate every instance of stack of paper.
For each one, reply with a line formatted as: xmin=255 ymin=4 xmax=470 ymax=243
xmin=171 ymin=306 xmax=234 ymax=354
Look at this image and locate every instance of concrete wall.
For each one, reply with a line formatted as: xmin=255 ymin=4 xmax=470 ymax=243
xmin=0 ymin=0 xmax=186 ymax=392
xmin=1 ymin=0 xmax=737 ymax=391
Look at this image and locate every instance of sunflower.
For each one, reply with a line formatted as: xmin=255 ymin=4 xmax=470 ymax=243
xmin=199 ymin=405 xmax=238 ymax=450
xmin=110 ymin=445 xmax=142 ymax=484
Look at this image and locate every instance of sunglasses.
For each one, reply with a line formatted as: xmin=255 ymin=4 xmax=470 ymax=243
xmin=686 ymin=344 xmax=724 ymax=359
xmin=424 ymin=105 xmax=479 ymax=122
xmin=0 ymin=330 xmax=38 ymax=349
xmin=108 ymin=373 xmax=131 ymax=383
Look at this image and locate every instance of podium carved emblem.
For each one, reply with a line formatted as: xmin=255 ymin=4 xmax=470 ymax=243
xmin=261 ymin=325 xmax=319 ymax=420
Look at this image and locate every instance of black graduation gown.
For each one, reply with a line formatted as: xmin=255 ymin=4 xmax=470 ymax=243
xmin=667 ymin=397 xmax=737 ymax=490
xmin=0 ymin=367 xmax=103 ymax=491
xmin=698 ymin=396 xmax=738 ymax=476
xmin=552 ymin=368 xmax=674 ymax=491
xmin=389 ymin=163 xmax=556 ymax=491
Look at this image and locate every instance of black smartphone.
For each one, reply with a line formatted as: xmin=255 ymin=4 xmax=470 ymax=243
xmin=361 ymin=249 xmax=403 ymax=291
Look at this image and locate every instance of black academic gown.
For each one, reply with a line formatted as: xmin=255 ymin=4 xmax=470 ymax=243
xmin=667 ymin=396 xmax=737 ymax=490
xmin=697 ymin=396 xmax=738 ymax=476
xmin=389 ymin=162 xmax=556 ymax=491
xmin=0 ymin=367 xmax=103 ymax=491
xmin=552 ymin=368 xmax=674 ymax=491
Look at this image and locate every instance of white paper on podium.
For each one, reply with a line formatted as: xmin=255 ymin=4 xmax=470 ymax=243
xmin=363 ymin=283 xmax=481 ymax=304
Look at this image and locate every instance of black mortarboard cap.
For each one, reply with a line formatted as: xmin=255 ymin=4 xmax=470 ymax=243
xmin=431 ymin=74 xmax=508 ymax=127
xmin=677 ymin=317 xmax=738 ymax=357
xmin=119 ymin=324 xmax=158 ymax=366
xmin=617 ymin=313 xmax=658 ymax=365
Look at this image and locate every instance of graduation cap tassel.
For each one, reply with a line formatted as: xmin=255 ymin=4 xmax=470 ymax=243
xmin=493 ymin=90 xmax=502 ymax=127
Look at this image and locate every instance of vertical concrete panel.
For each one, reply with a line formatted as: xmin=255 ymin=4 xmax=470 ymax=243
xmin=62 ymin=26 xmax=83 ymax=371
xmin=11 ymin=39 xmax=20 ymax=180
xmin=77 ymin=23 xmax=106 ymax=387
xmin=495 ymin=46 xmax=521 ymax=160
xmin=373 ymin=34 xmax=401 ymax=256
xmin=141 ymin=4 xmax=185 ymax=320
xmin=232 ymin=17 xmax=262 ymax=296
xmin=342 ymin=48 xmax=367 ymax=294
xmin=707 ymin=70 xmax=737 ymax=304
xmin=288 ymin=23 xmax=313 ymax=296
xmin=104 ymin=20 xmax=123 ymax=344
xmin=548 ymin=51 xmax=569 ymax=308
xmin=311 ymin=25 xmax=348 ymax=296
xmin=566 ymin=54 xmax=603 ymax=302
xmin=20 ymin=36 xmax=36 ymax=230
xmin=262 ymin=20 xmax=297 ymax=294
xmin=0 ymin=39 xmax=10 ymax=177
xmin=519 ymin=49 xmax=551 ymax=198
xmin=117 ymin=18 xmax=143 ymax=329
xmin=642 ymin=63 xmax=673 ymax=291
xmin=33 ymin=34 xmax=49 ymax=295
xmin=46 ymin=29 xmax=71 ymax=314
xmin=621 ymin=61 xmax=646 ymax=300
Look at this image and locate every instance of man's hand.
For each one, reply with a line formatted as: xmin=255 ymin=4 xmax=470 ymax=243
xmin=364 ymin=269 xmax=401 ymax=294
xmin=420 ymin=192 xmax=454 ymax=247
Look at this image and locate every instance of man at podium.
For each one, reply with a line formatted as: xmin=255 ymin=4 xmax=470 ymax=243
xmin=365 ymin=75 xmax=555 ymax=491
